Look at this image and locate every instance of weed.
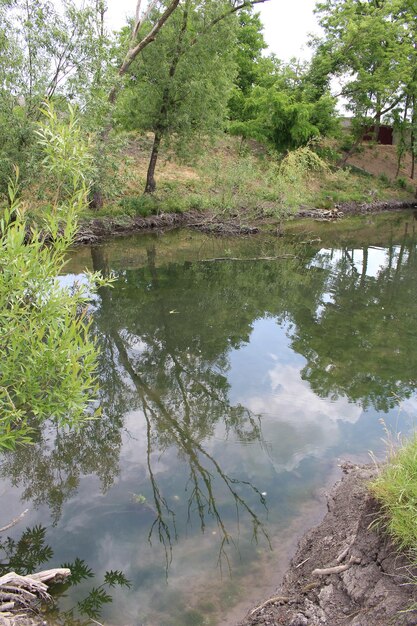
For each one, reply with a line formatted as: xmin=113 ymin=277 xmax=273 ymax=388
xmin=379 ymin=173 xmax=390 ymax=186
xmin=395 ymin=177 xmax=413 ymax=193
xmin=371 ymin=432 xmax=417 ymax=550
xmin=119 ymin=194 xmax=158 ymax=217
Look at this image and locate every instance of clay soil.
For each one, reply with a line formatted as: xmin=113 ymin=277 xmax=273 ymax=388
xmin=347 ymin=144 xmax=415 ymax=184
xmin=239 ymin=464 xmax=417 ymax=626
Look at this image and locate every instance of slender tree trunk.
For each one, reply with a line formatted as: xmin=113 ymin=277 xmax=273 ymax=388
xmin=412 ymin=95 xmax=416 ymax=179
xmin=25 ymin=0 xmax=34 ymax=106
xmin=143 ymin=3 xmax=190 ymax=194
xmin=146 ymin=245 xmax=158 ymax=285
xmin=360 ymin=246 xmax=368 ymax=288
xmin=145 ymin=130 xmax=163 ymax=193
xmin=373 ymin=95 xmax=382 ymax=142
xmin=395 ymin=95 xmax=409 ymax=178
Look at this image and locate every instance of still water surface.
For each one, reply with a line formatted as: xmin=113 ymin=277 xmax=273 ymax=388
xmin=1 ymin=214 xmax=417 ymax=625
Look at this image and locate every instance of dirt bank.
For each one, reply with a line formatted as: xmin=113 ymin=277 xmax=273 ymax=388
xmin=239 ymin=464 xmax=417 ymax=626
xmin=74 ymin=200 xmax=417 ymax=244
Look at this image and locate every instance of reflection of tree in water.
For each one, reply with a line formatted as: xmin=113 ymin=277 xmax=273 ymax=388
xmin=1 ymin=241 xmax=314 ymax=570
xmin=0 ymin=415 xmax=124 ymax=523
xmin=3 ymin=228 xmax=416 ymax=575
xmin=290 ymin=233 xmax=417 ymax=411
xmin=91 ymin=245 xmax=280 ymax=569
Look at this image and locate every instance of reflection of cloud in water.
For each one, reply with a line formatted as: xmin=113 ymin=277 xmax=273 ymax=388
xmin=310 ymin=246 xmax=401 ymax=278
xmin=238 ymin=362 xmax=362 ymax=472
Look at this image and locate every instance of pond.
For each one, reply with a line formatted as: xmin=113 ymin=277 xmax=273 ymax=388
xmin=1 ymin=212 xmax=417 ymax=626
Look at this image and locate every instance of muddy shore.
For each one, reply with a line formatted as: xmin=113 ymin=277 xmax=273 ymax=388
xmin=238 ymin=464 xmax=417 ymax=626
xmin=74 ymin=199 xmax=417 ymax=244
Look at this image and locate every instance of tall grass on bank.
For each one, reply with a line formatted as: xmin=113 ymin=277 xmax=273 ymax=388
xmin=371 ymin=433 xmax=417 ymax=552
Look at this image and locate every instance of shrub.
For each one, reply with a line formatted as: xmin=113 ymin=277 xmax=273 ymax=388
xmin=0 ymin=103 xmax=109 ymax=449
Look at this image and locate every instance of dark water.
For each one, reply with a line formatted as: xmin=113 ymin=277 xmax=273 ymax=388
xmin=1 ymin=213 xmax=417 ymax=626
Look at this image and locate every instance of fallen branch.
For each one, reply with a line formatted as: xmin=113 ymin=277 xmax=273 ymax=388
xmin=312 ymin=556 xmax=361 ymax=576
xmin=200 ymin=255 xmax=295 ymax=262
xmin=336 ymin=543 xmax=352 ymax=564
xmin=29 ymin=569 xmax=71 ymax=584
xmin=0 ymin=568 xmax=71 ymax=612
xmin=0 ymin=509 xmax=29 ymax=533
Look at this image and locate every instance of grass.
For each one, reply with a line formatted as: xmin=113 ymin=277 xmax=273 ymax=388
xmin=14 ymin=133 xmax=416 ymax=225
xmin=110 ymin=136 xmax=415 ymax=219
xmin=371 ymin=433 xmax=417 ymax=553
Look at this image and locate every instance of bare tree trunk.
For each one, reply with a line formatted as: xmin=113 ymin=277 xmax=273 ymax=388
xmin=370 ymin=89 xmax=382 ymax=142
xmin=410 ymin=94 xmax=417 ymax=178
xmin=145 ymin=130 xmax=162 ymax=193
xmin=108 ymin=0 xmax=181 ymax=104
xmin=396 ymin=95 xmax=409 ymax=178
xmin=143 ymin=2 xmax=190 ymax=194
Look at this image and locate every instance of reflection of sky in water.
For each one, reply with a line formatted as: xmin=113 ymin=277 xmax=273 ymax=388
xmin=310 ymin=246 xmax=396 ymax=278
xmin=227 ymin=318 xmax=413 ymax=473
xmin=1 ymin=232 xmax=417 ymax=626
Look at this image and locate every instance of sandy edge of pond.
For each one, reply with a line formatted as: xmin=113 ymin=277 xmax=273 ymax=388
xmin=73 ymin=200 xmax=417 ymax=244
xmin=237 ymin=462 xmax=417 ymax=626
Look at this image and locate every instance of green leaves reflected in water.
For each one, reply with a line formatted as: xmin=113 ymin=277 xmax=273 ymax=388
xmin=91 ymin=245 xmax=273 ymax=571
xmin=291 ymin=241 xmax=417 ymax=411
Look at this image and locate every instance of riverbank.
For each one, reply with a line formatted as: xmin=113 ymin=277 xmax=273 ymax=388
xmin=74 ymin=199 xmax=417 ymax=244
xmin=239 ymin=463 xmax=417 ymax=626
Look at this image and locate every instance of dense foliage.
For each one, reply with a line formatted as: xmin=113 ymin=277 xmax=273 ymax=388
xmin=313 ymin=0 xmax=417 ymax=174
xmin=0 ymin=105 xmax=107 ymax=449
xmin=116 ymin=0 xmax=239 ymax=192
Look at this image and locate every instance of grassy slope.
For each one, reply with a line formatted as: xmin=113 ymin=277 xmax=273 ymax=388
xmin=78 ymin=134 xmax=415 ymax=222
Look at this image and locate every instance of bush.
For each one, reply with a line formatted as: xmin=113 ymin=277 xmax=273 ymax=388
xmin=395 ymin=176 xmax=412 ymax=191
xmin=0 ymin=103 xmax=109 ymax=449
xmin=120 ymin=194 xmax=157 ymax=217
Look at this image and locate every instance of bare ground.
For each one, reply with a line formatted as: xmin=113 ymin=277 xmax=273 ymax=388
xmin=239 ymin=464 xmax=417 ymax=626
xmin=346 ymin=144 xmax=415 ymax=184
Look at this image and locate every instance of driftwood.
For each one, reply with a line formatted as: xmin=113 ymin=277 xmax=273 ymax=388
xmin=0 ymin=511 xmax=70 ymax=618
xmin=312 ymin=555 xmax=361 ymax=576
xmin=0 ymin=569 xmax=70 ymax=615
xmin=0 ymin=510 xmax=29 ymax=534
xmin=249 ymin=595 xmax=290 ymax=616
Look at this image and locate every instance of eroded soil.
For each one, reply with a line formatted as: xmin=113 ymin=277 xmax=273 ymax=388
xmin=239 ymin=464 xmax=417 ymax=626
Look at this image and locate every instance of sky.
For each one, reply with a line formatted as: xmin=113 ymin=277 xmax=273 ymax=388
xmin=105 ymin=0 xmax=322 ymax=62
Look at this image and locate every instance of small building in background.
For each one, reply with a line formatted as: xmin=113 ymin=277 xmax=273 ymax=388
xmin=340 ymin=117 xmax=396 ymax=145
xmin=362 ymin=125 xmax=393 ymax=145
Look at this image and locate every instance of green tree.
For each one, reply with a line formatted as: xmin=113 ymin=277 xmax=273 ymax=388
xmin=116 ymin=0 xmax=238 ymax=193
xmin=227 ymin=8 xmax=267 ymax=122
xmin=0 ymin=0 xmax=113 ymax=196
xmin=313 ymin=0 xmax=409 ymax=137
xmin=230 ymin=57 xmax=338 ymax=151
